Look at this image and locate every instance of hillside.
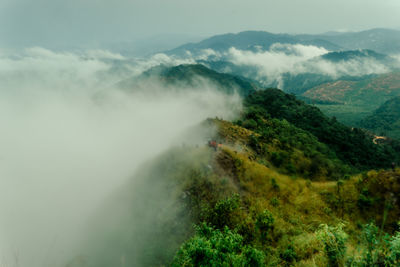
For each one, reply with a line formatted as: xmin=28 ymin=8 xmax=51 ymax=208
xmin=302 ymin=72 xmax=400 ymax=125
xmin=119 ymin=64 xmax=259 ymax=96
xmin=197 ymin=51 xmax=394 ymax=96
xmin=62 ymin=82 xmax=400 ymax=267
xmin=304 ymin=72 xmax=400 ymax=105
xmin=67 ymin=63 xmax=400 ymax=267
xmin=360 ymin=96 xmax=400 ymax=139
xmin=80 ymin=117 xmax=400 ymax=266
xmin=319 ymin=49 xmax=390 ymax=63
xmin=159 ymin=30 xmax=400 ymax=98
xmin=280 ymin=49 xmax=396 ymax=95
xmin=244 ymin=89 xmax=400 ymax=170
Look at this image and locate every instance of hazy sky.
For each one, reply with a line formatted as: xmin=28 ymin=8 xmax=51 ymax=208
xmin=1 ymin=0 xmax=400 ymax=48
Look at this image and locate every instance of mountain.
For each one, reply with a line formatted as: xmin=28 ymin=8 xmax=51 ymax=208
xmin=80 ymin=90 xmax=400 ymax=265
xmin=168 ymin=28 xmax=400 ymax=56
xmin=315 ymin=28 xmax=400 ymax=54
xmin=164 ymin=30 xmax=399 ymax=95
xmin=119 ymin=64 xmax=259 ymax=96
xmin=167 ymin=30 xmax=342 ymax=56
xmin=359 ymin=96 xmax=400 ymax=139
xmin=196 ymin=50 xmax=395 ymax=95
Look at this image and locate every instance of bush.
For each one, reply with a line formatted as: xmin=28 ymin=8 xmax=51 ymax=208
xmin=172 ymin=223 xmax=265 ymax=267
xmin=270 ymin=197 xmax=280 ymax=207
xmin=316 ymin=223 xmax=348 ymax=267
xmin=357 ymin=189 xmax=374 ymax=209
xmin=386 ymin=227 xmax=400 ymax=266
xmin=348 ymin=222 xmax=400 ymax=267
xmin=205 ymin=194 xmax=240 ymax=229
xmin=271 ymin=178 xmax=280 ymax=191
xmin=256 ymin=210 xmax=275 ymax=241
xmin=280 ymin=244 xmax=298 ymax=264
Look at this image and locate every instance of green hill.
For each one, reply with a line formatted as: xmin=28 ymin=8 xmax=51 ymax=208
xmin=244 ymin=89 xmax=400 ymax=170
xmin=79 ymin=66 xmax=400 ymax=267
xmin=80 ymin=117 xmax=400 ymax=266
xmin=119 ymin=64 xmax=259 ymax=96
xmin=360 ymin=96 xmax=400 ymax=139
xmin=302 ymin=72 xmax=400 ymax=125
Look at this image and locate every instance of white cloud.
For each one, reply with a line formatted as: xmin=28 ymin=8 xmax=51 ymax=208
xmin=0 ymin=48 xmax=241 ymax=267
xmin=86 ymin=49 xmax=126 ymax=60
xmin=190 ymin=44 xmax=396 ymax=89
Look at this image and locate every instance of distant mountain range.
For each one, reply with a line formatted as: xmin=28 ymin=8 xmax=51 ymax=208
xmin=121 ymin=28 xmax=400 ymax=135
xmin=305 ymin=28 xmax=400 ymax=54
xmin=195 ymin=49 xmax=396 ymax=95
xmin=160 ymin=28 xmax=400 ymax=94
xmin=168 ymin=28 xmax=400 ymax=55
xmin=167 ymin=31 xmax=341 ymax=56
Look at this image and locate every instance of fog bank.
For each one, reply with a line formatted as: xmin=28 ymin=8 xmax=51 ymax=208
xmin=0 ymin=48 xmax=241 ymax=267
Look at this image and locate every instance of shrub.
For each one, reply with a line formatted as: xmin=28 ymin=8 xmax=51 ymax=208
xmin=271 ymin=178 xmax=280 ymax=191
xmin=270 ymin=197 xmax=280 ymax=207
xmin=256 ymin=210 xmax=275 ymax=241
xmin=357 ymin=188 xmax=374 ymax=210
xmin=386 ymin=227 xmax=400 ymax=266
xmin=316 ymin=223 xmax=348 ymax=267
xmin=205 ymin=194 xmax=240 ymax=229
xmin=172 ymin=223 xmax=265 ymax=267
xmin=280 ymin=244 xmax=298 ymax=264
xmin=348 ymin=222 xmax=400 ymax=267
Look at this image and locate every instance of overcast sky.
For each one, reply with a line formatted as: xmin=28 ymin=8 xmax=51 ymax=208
xmin=1 ymin=0 xmax=400 ymax=49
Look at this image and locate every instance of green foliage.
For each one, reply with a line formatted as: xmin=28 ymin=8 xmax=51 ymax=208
xmin=256 ymin=210 xmax=275 ymax=241
xmin=271 ymin=178 xmax=280 ymax=191
xmin=205 ymin=194 xmax=241 ymax=229
xmin=137 ymin=64 xmax=257 ymax=97
xmin=347 ymin=222 xmax=400 ymax=267
xmin=316 ymin=223 xmax=348 ymax=267
xmin=387 ymin=229 xmax=400 ymax=266
xmin=243 ymin=89 xmax=400 ymax=170
xmin=270 ymin=197 xmax=280 ymax=207
xmin=237 ymin=91 xmax=354 ymax=180
xmin=357 ymin=189 xmax=374 ymax=210
xmin=304 ymin=72 xmax=400 ymax=126
xmin=280 ymin=244 xmax=298 ymax=264
xmin=172 ymin=223 xmax=265 ymax=267
xmin=360 ymin=96 xmax=400 ymax=140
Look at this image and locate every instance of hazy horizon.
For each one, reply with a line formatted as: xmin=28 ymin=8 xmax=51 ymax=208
xmin=1 ymin=0 xmax=400 ymax=52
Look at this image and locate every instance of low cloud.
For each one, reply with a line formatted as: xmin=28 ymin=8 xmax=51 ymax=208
xmin=227 ymin=44 xmax=328 ymax=86
xmin=176 ymin=44 xmax=398 ymax=89
xmin=0 ymin=48 xmax=240 ymax=267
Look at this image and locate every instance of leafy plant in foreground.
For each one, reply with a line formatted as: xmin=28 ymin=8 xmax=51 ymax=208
xmin=172 ymin=223 xmax=265 ymax=267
